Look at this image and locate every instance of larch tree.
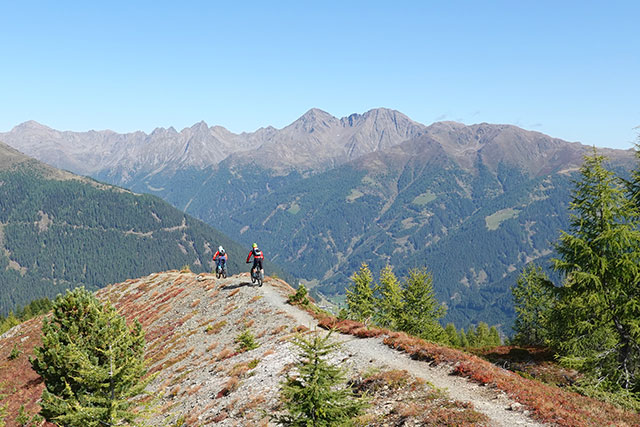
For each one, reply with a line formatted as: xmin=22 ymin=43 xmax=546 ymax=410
xmin=397 ymin=268 xmax=447 ymax=342
xmin=345 ymin=263 xmax=376 ymax=323
xmin=275 ymin=332 xmax=367 ymax=426
xmin=373 ymin=265 xmax=404 ymax=329
xmin=511 ymin=264 xmax=557 ymax=346
xmin=31 ymin=287 xmax=150 ymax=426
xmin=553 ymin=151 xmax=640 ymax=391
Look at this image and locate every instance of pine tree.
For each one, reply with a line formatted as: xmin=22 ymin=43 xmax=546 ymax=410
xmin=488 ymin=326 xmax=502 ymax=347
xmin=373 ymin=265 xmax=403 ymax=329
xmin=511 ymin=264 xmax=556 ymax=346
xmin=31 ymin=287 xmax=150 ymax=426
xmin=459 ymin=328 xmax=469 ymax=348
xmin=466 ymin=325 xmax=478 ymax=348
xmin=275 ymin=332 xmax=367 ymax=426
xmin=553 ymin=151 xmax=640 ymax=391
xmin=444 ymin=323 xmax=460 ymax=347
xmin=345 ymin=263 xmax=376 ymax=323
xmin=475 ymin=322 xmax=491 ymax=347
xmin=397 ymin=268 xmax=447 ymax=342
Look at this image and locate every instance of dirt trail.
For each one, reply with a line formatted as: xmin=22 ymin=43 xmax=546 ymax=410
xmin=259 ymin=279 xmax=545 ymax=427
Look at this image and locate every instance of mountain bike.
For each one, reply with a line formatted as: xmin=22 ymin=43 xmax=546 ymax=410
xmin=216 ymin=262 xmax=227 ymax=279
xmin=250 ymin=267 xmax=264 ymax=287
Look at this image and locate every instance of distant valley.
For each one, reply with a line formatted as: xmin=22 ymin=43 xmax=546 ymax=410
xmin=0 ymin=142 xmax=289 ymax=315
xmin=2 ymin=109 xmax=634 ymax=328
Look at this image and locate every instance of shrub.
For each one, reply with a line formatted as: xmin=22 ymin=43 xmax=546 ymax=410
xmin=236 ymin=329 xmax=259 ymax=352
xmin=288 ymin=284 xmax=310 ymax=306
xmin=8 ymin=344 xmax=21 ymax=360
xmin=273 ymin=331 xmax=368 ymax=425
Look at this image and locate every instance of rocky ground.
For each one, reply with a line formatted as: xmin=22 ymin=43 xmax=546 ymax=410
xmin=95 ymin=270 xmax=545 ymax=426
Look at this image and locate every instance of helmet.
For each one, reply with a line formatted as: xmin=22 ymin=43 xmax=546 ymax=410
xmin=219 ymin=246 xmax=225 ymax=254
xmin=252 ymin=243 xmax=258 ymax=248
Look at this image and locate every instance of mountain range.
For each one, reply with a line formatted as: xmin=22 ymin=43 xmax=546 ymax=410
xmin=1 ymin=109 xmax=635 ymax=328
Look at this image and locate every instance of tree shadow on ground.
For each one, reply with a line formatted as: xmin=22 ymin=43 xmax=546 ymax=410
xmin=221 ymin=281 xmax=256 ymax=290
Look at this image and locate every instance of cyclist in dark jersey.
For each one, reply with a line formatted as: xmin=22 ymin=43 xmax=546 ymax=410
xmin=245 ymin=243 xmax=264 ymax=278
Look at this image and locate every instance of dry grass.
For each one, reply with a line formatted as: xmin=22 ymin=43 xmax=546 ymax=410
xmin=223 ymin=303 xmax=236 ymax=315
xmin=271 ymin=324 xmax=287 ymax=335
xmin=215 ymin=347 xmax=236 ymax=362
xmin=206 ymin=320 xmax=227 ymax=335
xmin=216 ymin=376 xmax=240 ymax=399
xmin=262 ymin=348 xmax=275 ymax=357
xmin=228 ymin=362 xmax=250 ymax=377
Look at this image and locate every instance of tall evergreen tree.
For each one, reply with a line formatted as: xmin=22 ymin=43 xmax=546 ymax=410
xmin=275 ymin=332 xmax=367 ymax=426
xmin=345 ymin=263 xmax=376 ymax=323
xmin=459 ymin=328 xmax=469 ymax=348
xmin=511 ymin=264 xmax=556 ymax=346
xmin=444 ymin=323 xmax=460 ymax=347
xmin=31 ymin=287 xmax=150 ymax=426
xmin=553 ymin=151 xmax=640 ymax=391
xmin=373 ymin=265 xmax=403 ymax=329
xmin=397 ymin=268 xmax=447 ymax=342
xmin=488 ymin=326 xmax=502 ymax=347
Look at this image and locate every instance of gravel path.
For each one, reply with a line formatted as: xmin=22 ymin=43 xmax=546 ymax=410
xmin=260 ymin=280 xmax=545 ymax=427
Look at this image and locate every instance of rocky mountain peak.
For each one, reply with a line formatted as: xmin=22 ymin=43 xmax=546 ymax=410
xmin=11 ymin=120 xmax=52 ymax=132
xmin=289 ymin=108 xmax=339 ymax=132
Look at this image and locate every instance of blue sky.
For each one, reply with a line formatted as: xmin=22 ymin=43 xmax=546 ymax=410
xmin=1 ymin=1 xmax=638 ymax=149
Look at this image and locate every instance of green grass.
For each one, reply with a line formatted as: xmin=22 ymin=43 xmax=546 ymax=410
xmin=287 ymin=203 xmax=301 ymax=215
xmin=485 ymin=208 xmax=520 ymax=230
xmin=346 ymin=189 xmax=364 ymax=202
xmin=412 ymin=191 xmax=436 ymax=206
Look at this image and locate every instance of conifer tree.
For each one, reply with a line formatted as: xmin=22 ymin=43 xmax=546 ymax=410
xmin=444 ymin=323 xmax=460 ymax=347
xmin=466 ymin=325 xmax=478 ymax=348
xmin=553 ymin=152 xmax=640 ymax=391
xmin=475 ymin=322 xmax=491 ymax=347
xmin=345 ymin=263 xmax=375 ymax=323
xmin=459 ymin=328 xmax=469 ymax=348
xmin=373 ymin=265 xmax=403 ymax=329
xmin=488 ymin=326 xmax=502 ymax=347
xmin=275 ymin=332 xmax=367 ymax=426
xmin=31 ymin=287 xmax=150 ymax=426
xmin=397 ymin=268 xmax=447 ymax=342
xmin=511 ymin=264 xmax=556 ymax=346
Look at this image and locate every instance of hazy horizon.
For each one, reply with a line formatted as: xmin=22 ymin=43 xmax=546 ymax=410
xmin=1 ymin=1 xmax=638 ymax=149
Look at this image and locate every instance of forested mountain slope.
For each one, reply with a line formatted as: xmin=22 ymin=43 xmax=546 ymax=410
xmin=0 ymin=142 xmax=288 ymax=315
